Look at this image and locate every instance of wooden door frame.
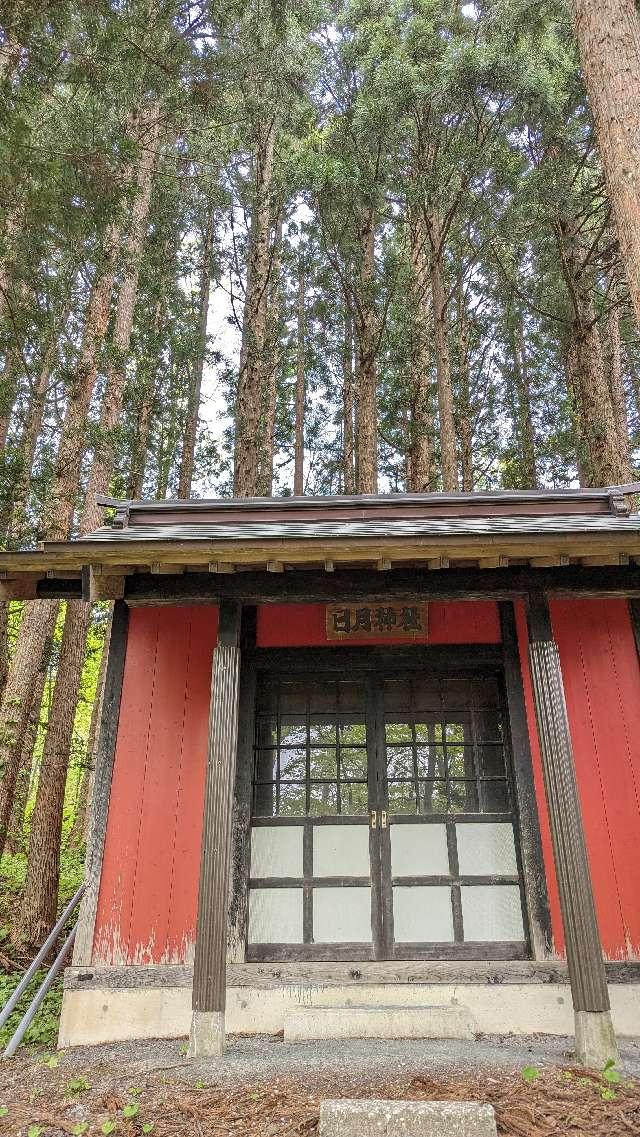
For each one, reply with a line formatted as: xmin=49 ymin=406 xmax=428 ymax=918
xmin=227 ymin=633 xmax=552 ymax=964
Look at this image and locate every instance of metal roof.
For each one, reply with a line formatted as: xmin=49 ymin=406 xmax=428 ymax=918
xmin=74 ymin=513 xmax=640 ymax=545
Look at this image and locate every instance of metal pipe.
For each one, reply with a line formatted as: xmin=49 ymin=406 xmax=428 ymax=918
xmin=3 ymin=924 xmax=77 ymax=1058
xmin=0 ymin=882 xmax=85 ymax=1029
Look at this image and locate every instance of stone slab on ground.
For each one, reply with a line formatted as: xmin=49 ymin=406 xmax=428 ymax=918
xmin=319 ymin=1099 xmax=497 ymax=1137
xmin=284 ymin=1005 xmax=475 ymax=1042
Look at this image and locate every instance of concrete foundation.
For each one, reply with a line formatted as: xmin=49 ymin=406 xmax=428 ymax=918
xmin=319 ymin=1100 xmax=497 ymax=1137
xmin=188 ymin=1010 xmax=225 ymax=1057
xmin=58 ymin=980 xmax=640 ymax=1049
xmin=284 ymin=1005 xmax=474 ymax=1042
xmin=575 ymin=1009 xmax=619 ymax=1069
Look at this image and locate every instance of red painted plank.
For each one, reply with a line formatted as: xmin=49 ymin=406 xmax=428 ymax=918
xmin=514 ymin=601 xmax=563 ymax=954
xmin=551 ymin=599 xmax=640 ymax=959
xmin=93 ymin=608 xmax=160 ymax=963
xmin=165 ymin=607 xmax=218 ymax=962
xmin=256 ymin=601 xmax=501 ymax=646
xmin=92 ymin=606 xmax=218 ymax=965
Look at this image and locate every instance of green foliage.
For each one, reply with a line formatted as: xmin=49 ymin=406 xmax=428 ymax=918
xmin=0 ymin=972 xmax=62 ymax=1050
xmin=521 ymin=1066 xmax=540 ymax=1082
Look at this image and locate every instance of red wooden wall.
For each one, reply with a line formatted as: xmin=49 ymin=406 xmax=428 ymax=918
xmin=92 ymin=606 xmax=218 ymax=965
xmin=516 ymin=598 xmax=640 ymax=960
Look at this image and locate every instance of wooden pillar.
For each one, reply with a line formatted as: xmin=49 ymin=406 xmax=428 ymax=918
xmin=526 ymin=591 xmax=618 ymax=1068
xmin=189 ymin=600 xmax=242 ymax=1057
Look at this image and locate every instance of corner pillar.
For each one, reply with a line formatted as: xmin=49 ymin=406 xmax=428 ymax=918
xmin=189 ymin=600 xmax=242 ymax=1058
xmin=526 ymin=591 xmax=617 ymax=1068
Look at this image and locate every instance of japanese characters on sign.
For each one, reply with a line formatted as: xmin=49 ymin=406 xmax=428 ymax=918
xmin=326 ymin=602 xmax=429 ymax=640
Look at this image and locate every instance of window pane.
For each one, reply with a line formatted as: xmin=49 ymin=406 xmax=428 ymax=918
xmin=280 ymin=716 xmax=307 ymax=746
xmin=309 ymin=716 xmax=337 ymax=744
xmin=482 ymin=780 xmax=510 ymax=813
xmin=445 ymin=721 xmax=467 ymax=743
xmin=461 ymin=885 xmax=524 ymax=941
xmin=339 ymin=782 xmax=368 ymax=814
xmin=248 ymin=888 xmax=303 ymax=944
xmin=313 ymin=887 xmax=371 ymax=942
xmin=449 ymin=779 xmax=479 ymax=813
xmin=278 ymin=783 xmax=306 ymax=816
xmin=385 ymin=721 xmax=413 ymax=743
xmin=340 ymin=747 xmax=367 ymax=778
xmin=309 ymin=782 xmax=338 ymax=815
xmin=391 ymin=824 xmax=449 ymax=876
xmin=280 ymin=748 xmax=306 ymax=778
xmin=388 ymin=780 xmax=418 ymax=814
xmin=393 ymin=886 xmax=454 ymax=942
xmin=254 ymin=748 xmax=277 ymax=781
xmin=309 ymin=747 xmax=337 ymax=778
xmin=456 ymin=823 xmax=518 ymax=876
xmin=474 ymin=708 xmax=504 ymax=743
xmin=339 ymin=717 xmax=367 ymax=743
xmin=419 ymin=781 xmax=448 ymax=814
xmin=386 ymin=746 xmax=415 ymax=779
xmin=446 ymin=744 xmax=475 ymax=779
xmin=250 ymin=826 xmax=303 ymax=878
xmin=313 ymin=824 xmax=370 ymax=877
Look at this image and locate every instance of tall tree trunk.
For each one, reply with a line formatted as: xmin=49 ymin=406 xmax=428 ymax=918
xmin=0 ymin=348 xmax=19 ymax=450
xmin=178 ymin=209 xmax=215 ymax=498
xmin=257 ymin=212 xmax=283 ymax=497
xmin=455 ymin=268 xmax=473 ymax=492
xmin=558 ymin=221 xmax=632 ymax=484
xmin=427 ymin=212 xmax=458 ymax=491
xmin=407 ymin=209 xmax=434 ymax=492
xmin=7 ymin=326 xmax=61 ymax=543
xmin=5 ymin=658 xmax=48 ymax=854
xmin=354 ymin=207 xmax=378 ymax=493
xmin=512 ymin=310 xmax=538 ymax=488
xmin=342 ymin=305 xmax=355 ymax=494
xmin=67 ymin=608 xmax=112 ymax=848
xmin=127 ymin=293 xmax=162 ymax=500
xmin=293 ymin=262 xmax=305 ymax=496
xmin=573 ymin=0 xmax=640 ymax=328
xmin=606 ymin=275 xmax=632 ymax=466
xmin=234 ymin=119 xmax=277 ymax=496
xmin=13 ymin=104 xmax=159 ymax=949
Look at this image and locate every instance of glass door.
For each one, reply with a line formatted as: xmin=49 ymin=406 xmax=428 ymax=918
xmin=378 ymin=674 xmax=528 ymax=959
xmin=246 ymin=666 xmax=529 ymax=962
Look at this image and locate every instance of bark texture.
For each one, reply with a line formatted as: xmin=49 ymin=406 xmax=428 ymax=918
xmin=342 ymin=306 xmax=355 ymax=494
xmin=427 ymin=212 xmax=458 ymax=491
xmin=293 ymin=262 xmax=305 ymax=496
xmin=353 ymin=207 xmax=378 ymax=493
xmin=512 ymin=311 xmax=538 ymax=489
xmin=178 ymin=212 xmax=215 ymax=498
xmin=573 ymin=0 xmax=640 ymax=328
xmin=407 ymin=209 xmax=434 ymax=491
xmin=234 ymin=120 xmax=277 ymax=496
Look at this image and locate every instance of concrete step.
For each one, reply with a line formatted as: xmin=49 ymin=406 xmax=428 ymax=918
xmin=320 ymin=1100 xmax=496 ymax=1137
xmin=283 ymin=1004 xmax=475 ymax=1042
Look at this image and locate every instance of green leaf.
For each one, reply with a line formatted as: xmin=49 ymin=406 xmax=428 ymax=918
xmin=28 ymin=1127 xmax=43 ymax=1137
xmin=601 ymin=1087 xmax=617 ymax=1101
xmin=521 ymin=1066 xmax=540 ymax=1082
xmin=102 ymin=1121 xmax=117 ymax=1135
xmin=43 ymin=1055 xmax=59 ymax=1068
xmin=122 ymin=1103 xmax=139 ymax=1118
xmin=128 ymin=1088 xmax=142 ymax=1097
xmin=194 ymin=1080 xmax=204 ymax=1090
xmin=602 ymin=1063 xmax=620 ymax=1084
xmin=142 ymin=1124 xmax=154 ymax=1134
xmin=0 ymin=1107 xmax=8 ymax=1117
xmin=67 ymin=1077 xmax=91 ymax=1094
xmin=72 ymin=1124 xmax=89 ymax=1135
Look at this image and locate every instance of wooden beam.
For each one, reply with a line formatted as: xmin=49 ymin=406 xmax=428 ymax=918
xmin=266 ymin=560 xmax=284 ymax=573
xmin=150 ymin=562 xmax=185 ymax=574
xmin=376 ymin=557 xmax=392 ymax=571
xmin=82 ymin=565 xmax=126 ymax=602
xmin=73 ymin=600 xmax=129 ymax=965
xmin=189 ymin=600 xmax=242 ymax=1058
xmin=0 ymin=575 xmax=40 ymax=600
xmin=526 ymin=591 xmax=618 ymax=1067
xmin=208 ymin=562 xmax=235 ymax=574
xmin=478 ymin=556 xmax=509 ymax=569
xmin=124 ymin=564 xmax=640 ymax=606
xmin=529 ymin=555 xmax=570 ymax=568
xmin=580 ymin=553 xmax=630 ymax=567
xmin=427 ymin=557 xmax=449 ymax=570
xmin=324 ymin=560 xmax=335 ymax=573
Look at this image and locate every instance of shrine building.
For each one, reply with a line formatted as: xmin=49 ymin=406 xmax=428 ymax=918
xmin=3 ymin=485 xmax=640 ymax=1066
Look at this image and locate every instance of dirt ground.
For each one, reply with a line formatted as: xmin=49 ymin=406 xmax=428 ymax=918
xmin=0 ymin=1035 xmax=639 ymax=1137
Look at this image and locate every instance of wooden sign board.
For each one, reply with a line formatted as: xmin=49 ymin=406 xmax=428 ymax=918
xmin=326 ymin=602 xmax=429 ymax=640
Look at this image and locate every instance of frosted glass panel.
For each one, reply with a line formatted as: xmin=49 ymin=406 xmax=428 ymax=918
xmin=313 ymin=887 xmax=371 ymax=941
xmin=461 ymin=885 xmax=524 ymax=940
xmin=250 ymin=826 xmax=303 ymax=878
xmin=456 ymin=823 xmax=517 ymax=876
xmin=393 ymin=886 xmax=454 ymax=942
xmin=248 ymin=888 xmax=303 ymax=943
xmin=313 ymin=825 xmax=370 ymax=877
xmin=391 ymin=824 xmax=449 ymax=876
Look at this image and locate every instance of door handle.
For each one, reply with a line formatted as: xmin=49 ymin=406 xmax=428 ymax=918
xmin=381 ymin=811 xmax=387 ymax=829
xmin=370 ymin=810 xmax=377 ymax=829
